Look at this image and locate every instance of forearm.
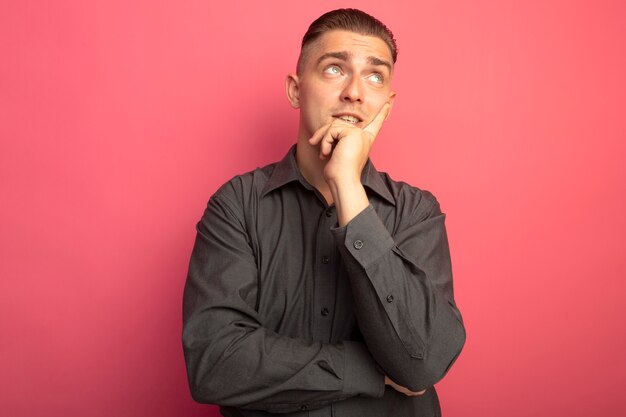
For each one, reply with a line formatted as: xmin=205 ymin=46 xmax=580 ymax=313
xmin=346 ymin=259 xmax=465 ymax=391
xmin=183 ymin=310 xmax=384 ymax=412
xmin=332 ymin=205 xmax=465 ymax=391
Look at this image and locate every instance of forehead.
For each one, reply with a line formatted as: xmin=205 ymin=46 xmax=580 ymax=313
xmin=305 ymin=30 xmax=394 ymax=67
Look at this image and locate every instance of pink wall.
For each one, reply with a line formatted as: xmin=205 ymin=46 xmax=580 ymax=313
xmin=1 ymin=1 xmax=625 ymax=416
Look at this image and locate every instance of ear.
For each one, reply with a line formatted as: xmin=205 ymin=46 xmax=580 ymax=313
xmin=285 ymin=73 xmax=300 ymax=109
xmin=385 ymin=90 xmax=397 ymax=120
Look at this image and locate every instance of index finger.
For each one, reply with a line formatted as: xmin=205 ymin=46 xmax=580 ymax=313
xmin=363 ymin=103 xmax=391 ymax=137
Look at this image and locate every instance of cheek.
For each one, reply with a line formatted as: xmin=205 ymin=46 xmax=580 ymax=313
xmin=301 ymin=91 xmax=330 ymax=115
xmin=370 ymin=90 xmax=393 ymax=108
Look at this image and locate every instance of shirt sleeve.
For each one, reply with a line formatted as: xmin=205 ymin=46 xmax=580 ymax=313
xmin=331 ymin=195 xmax=466 ymax=392
xmin=182 ymin=191 xmax=385 ymax=413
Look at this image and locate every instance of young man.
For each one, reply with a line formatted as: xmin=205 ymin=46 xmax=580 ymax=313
xmin=183 ymin=9 xmax=465 ymax=417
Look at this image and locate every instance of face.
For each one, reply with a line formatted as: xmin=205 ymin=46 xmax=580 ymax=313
xmin=286 ymin=30 xmax=396 ymax=142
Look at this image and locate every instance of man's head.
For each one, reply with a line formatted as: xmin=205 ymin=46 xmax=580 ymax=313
xmin=297 ymin=9 xmax=398 ymax=75
xmin=286 ymin=9 xmax=398 ymax=143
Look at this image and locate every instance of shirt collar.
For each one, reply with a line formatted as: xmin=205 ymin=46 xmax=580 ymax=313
xmin=261 ymin=145 xmax=302 ymax=196
xmin=262 ymin=144 xmax=396 ymax=206
xmin=361 ymin=156 xmax=396 ymax=206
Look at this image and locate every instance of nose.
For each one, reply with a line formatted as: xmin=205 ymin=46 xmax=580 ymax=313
xmin=341 ymin=75 xmax=364 ymax=103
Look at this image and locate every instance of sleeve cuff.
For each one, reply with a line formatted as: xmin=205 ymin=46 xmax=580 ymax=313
xmin=342 ymin=341 xmax=385 ymax=398
xmin=331 ymin=205 xmax=394 ymax=270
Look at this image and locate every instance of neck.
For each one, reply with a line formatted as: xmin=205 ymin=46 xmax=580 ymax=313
xmin=295 ymin=140 xmax=334 ymax=205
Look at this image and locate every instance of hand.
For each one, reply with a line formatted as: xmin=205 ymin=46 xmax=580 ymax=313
xmin=384 ymin=375 xmax=427 ymax=397
xmin=308 ymin=103 xmax=391 ymax=185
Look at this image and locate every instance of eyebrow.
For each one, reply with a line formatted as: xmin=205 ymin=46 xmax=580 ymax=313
xmin=367 ymin=56 xmax=392 ymax=71
xmin=317 ymin=51 xmax=392 ymax=72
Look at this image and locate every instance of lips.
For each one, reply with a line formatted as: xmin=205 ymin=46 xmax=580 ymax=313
xmin=333 ymin=113 xmax=364 ymax=125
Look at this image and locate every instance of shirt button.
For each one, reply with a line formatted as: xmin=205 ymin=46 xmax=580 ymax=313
xmin=321 ymin=256 xmax=329 ymax=264
xmin=325 ymin=209 xmax=333 ymax=217
xmin=386 ymin=294 xmax=394 ymax=303
xmin=353 ymin=240 xmax=364 ymax=250
xmin=321 ymin=308 xmax=329 ymax=316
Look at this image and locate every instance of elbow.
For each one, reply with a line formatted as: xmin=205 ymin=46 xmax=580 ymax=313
xmin=182 ymin=320 xmax=260 ymax=407
xmin=184 ymin=355 xmax=218 ymax=405
xmin=183 ymin=335 xmax=252 ymax=407
xmin=188 ymin=382 xmax=209 ymax=404
xmin=185 ymin=356 xmax=232 ymax=405
xmin=421 ymin=328 xmax=466 ymax=390
xmin=188 ymin=377 xmax=220 ymax=405
xmin=391 ymin=317 xmax=466 ymax=391
xmin=182 ymin=336 xmax=223 ymax=405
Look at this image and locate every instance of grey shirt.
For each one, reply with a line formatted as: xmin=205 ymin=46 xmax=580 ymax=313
xmin=183 ymin=145 xmax=465 ymax=416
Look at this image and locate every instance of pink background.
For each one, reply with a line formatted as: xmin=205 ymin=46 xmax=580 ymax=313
xmin=1 ymin=1 xmax=625 ymax=416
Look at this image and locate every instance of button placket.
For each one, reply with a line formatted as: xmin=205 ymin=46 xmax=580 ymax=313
xmin=312 ymin=207 xmax=338 ymax=342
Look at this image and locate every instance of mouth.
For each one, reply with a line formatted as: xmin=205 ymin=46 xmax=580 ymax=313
xmin=334 ymin=113 xmax=363 ymax=125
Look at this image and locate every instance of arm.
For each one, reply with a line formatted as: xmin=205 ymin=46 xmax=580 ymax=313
xmin=310 ymin=104 xmax=465 ymax=392
xmin=331 ymin=198 xmax=465 ymax=392
xmin=182 ymin=189 xmax=384 ymax=413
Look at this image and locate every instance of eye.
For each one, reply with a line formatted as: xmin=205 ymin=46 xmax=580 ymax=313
xmin=324 ymin=65 xmax=342 ymax=75
xmin=368 ymin=73 xmax=384 ymax=84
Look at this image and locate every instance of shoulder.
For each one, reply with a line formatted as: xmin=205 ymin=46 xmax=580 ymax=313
xmin=197 ymin=161 xmax=279 ymax=233
xmin=377 ymin=171 xmax=443 ymax=222
xmin=210 ymin=161 xmax=278 ymax=208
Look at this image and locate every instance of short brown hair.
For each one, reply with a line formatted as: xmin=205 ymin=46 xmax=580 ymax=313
xmin=297 ymin=8 xmax=398 ymax=74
